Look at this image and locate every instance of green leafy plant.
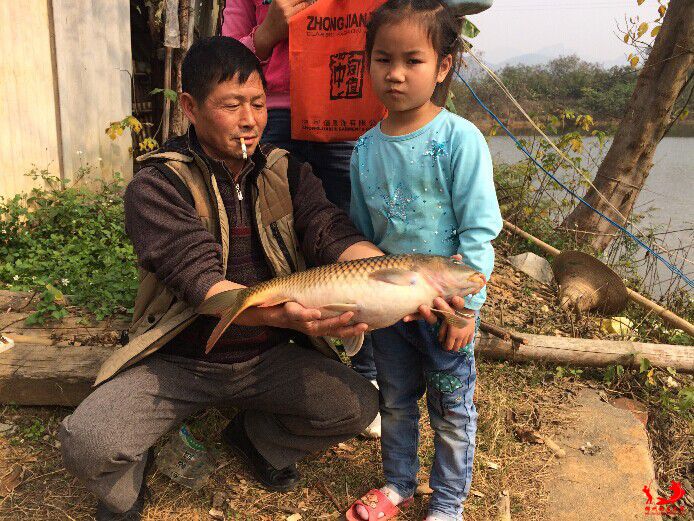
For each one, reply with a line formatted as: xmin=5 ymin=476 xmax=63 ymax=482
xmin=20 ymin=419 xmax=46 ymax=442
xmin=150 ymin=87 xmax=178 ymax=103
xmin=0 ymin=167 xmax=139 ymax=323
xmin=554 ymin=365 xmax=584 ymax=379
xmin=603 ymin=364 xmax=625 ymax=384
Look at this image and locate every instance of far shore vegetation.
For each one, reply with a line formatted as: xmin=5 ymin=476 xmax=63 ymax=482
xmin=452 ymin=55 xmax=694 ymax=136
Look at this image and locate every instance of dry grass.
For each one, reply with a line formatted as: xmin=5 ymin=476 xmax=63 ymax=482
xmin=0 ymin=361 xmax=576 ymax=521
xmin=1 ymin=249 xmax=688 ymax=520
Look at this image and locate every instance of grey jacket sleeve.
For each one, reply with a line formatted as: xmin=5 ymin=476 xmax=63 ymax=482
xmin=124 ymin=167 xmax=225 ymax=307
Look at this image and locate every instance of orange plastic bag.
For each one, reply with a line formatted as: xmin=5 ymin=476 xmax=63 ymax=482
xmin=289 ymin=0 xmax=387 ymax=142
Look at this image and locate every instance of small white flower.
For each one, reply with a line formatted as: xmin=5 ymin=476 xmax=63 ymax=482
xmin=12 ymin=275 xmax=19 ymax=281
xmin=31 ymin=276 xmax=36 ymax=281
xmin=61 ymin=278 xmax=69 ymax=286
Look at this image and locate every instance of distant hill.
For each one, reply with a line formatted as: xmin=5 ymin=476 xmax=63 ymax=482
xmin=486 ymin=44 xmax=626 ymax=70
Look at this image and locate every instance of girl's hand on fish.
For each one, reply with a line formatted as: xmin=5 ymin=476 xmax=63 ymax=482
xmin=439 ymin=315 xmax=476 ymax=352
xmin=430 ymin=297 xmax=475 ymax=351
xmin=270 ymin=301 xmax=369 ymax=338
xmin=400 ymin=254 xmax=470 ymax=323
xmin=402 ymin=295 xmax=467 ymax=324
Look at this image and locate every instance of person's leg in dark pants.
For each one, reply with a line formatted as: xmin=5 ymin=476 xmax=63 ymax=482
xmin=59 ymin=355 xmax=211 ymax=515
xmin=238 ymin=343 xmax=379 ymax=466
xmin=59 ymin=344 xmax=378 ymax=518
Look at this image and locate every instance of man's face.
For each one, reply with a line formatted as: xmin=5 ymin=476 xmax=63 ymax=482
xmin=183 ymin=72 xmax=267 ymax=169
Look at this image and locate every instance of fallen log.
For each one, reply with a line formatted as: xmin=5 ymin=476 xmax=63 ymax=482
xmin=476 ymin=332 xmax=693 ymax=374
xmin=1 ymin=333 xmax=691 ymax=407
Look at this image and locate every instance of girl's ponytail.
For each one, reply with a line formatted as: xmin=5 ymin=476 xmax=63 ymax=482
xmin=431 ymin=2 xmax=463 ymax=107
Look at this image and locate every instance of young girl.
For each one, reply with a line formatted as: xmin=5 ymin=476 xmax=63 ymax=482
xmin=345 ymin=1 xmax=502 ymax=520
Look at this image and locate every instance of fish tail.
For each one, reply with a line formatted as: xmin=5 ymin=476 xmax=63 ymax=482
xmin=197 ymin=288 xmax=263 ymax=353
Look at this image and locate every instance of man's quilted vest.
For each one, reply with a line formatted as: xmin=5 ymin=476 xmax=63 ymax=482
xmin=94 ymin=142 xmax=337 ymax=386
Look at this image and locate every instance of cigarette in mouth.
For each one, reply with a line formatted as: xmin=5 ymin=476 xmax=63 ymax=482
xmin=240 ymin=137 xmax=247 ymax=160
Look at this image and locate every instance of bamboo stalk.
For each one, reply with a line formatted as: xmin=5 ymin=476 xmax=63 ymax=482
xmin=503 ymin=220 xmax=560 ymax=256
xmin=626 ymin=289 xmax=694 ymax=338
xmin=162 ymin=47 xmax=173 ymax=142
xmin=502 ymin=220 xmax=694 ymax=337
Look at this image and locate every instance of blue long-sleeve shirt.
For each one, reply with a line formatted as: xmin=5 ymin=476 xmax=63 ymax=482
xmin=349 ymin=109 xmax=502 ymax=310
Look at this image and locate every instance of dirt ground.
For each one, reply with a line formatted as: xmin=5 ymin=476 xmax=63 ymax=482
xmin=0 ymin=246 xmax=689 ymax=520
xmin=1 ymin=360 xmax=580 ymax=521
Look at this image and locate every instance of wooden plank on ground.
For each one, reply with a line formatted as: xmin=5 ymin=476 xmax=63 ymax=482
xmin=1 ymin=333 xmax=691 ymax=407
xmin=0 ymin=343 xmax=115 ymax=407
xmin=0 ymin=290 xmax=37 ymax=312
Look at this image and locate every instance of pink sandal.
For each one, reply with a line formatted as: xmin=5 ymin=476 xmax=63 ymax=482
xmin=345 ymin=489 xmax=413 ymax=521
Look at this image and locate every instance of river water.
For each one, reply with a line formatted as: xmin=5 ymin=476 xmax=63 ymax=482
xmin=487 ymin=136 xmax=693 ymax=294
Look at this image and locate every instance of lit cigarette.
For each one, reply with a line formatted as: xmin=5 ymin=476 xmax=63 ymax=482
xmin=240 ymin=137 xmax=247 ymax=160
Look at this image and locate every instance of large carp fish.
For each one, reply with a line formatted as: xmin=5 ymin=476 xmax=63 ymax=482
xmin=198 ymin=254 xmax=486 ymax=354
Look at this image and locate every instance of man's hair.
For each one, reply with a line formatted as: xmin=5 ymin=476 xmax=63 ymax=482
xmin=182 ymin=36 xmax=267 ymax=103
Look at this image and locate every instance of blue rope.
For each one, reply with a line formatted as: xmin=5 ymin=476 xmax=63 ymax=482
xmin=454 ymin=69 xmax=694 ymax=289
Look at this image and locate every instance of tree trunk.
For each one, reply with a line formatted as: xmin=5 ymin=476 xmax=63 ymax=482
xmin=561 ymin=0 xmax=694 ymax=252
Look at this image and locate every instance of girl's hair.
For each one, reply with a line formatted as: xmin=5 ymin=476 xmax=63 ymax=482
xmin=365 ymin=0 xmax=463 ymax=106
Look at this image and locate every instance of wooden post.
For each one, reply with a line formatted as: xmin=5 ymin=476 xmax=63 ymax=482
xmin=162 ymin=46 xmax=173 ymax=142
xmin=162 ymin=0 xmax=180 ymax=142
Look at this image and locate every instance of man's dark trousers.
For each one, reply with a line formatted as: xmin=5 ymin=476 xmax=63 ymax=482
xmin=59 ymin=343 xmax=379 ymax=513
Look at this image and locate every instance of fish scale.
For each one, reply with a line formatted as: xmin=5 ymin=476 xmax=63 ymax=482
xmin=198 ymin=254 xmax=486 ymax=354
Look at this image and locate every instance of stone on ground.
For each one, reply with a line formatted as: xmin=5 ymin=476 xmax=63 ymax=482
xmin=545 ymin=389 xmax=659 ymax=520
xmin=506 ymin=252 xmax=554 ymax=285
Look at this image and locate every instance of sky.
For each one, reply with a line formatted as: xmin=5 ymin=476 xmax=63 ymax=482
xmin=467 ymin=0 xmax=662 ymax=66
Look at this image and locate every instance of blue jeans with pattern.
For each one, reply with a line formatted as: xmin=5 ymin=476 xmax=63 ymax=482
xmin=371 ymin=316 xmax=479 ymax=521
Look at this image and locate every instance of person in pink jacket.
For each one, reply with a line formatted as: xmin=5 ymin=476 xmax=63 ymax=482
xmin=222 ymin=0 xmax=381 ymax=438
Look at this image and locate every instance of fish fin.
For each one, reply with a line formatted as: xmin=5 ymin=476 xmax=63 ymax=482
xmin=341 ymin=333 xmax=365 ymax=357
xmin=369 ymin=268 xmax=418 ymax=286
xmin=320 ymin=303 xmax=360 ymax=313
xmin=257 ymin=297 xmax=291 ymax=308
xmin=197 ymin=288 xmax=256 ymax=353
xmin=430 ymin=308 xmax=467 ymax=328
xmin=196 ymin=288 xmax=246 ymax=315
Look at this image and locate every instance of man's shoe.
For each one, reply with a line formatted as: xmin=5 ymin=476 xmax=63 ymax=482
xmin=95 ymin=448 xmax=154 ymax=521
xmin=222 ymin=413 xmax=300 ymax=492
